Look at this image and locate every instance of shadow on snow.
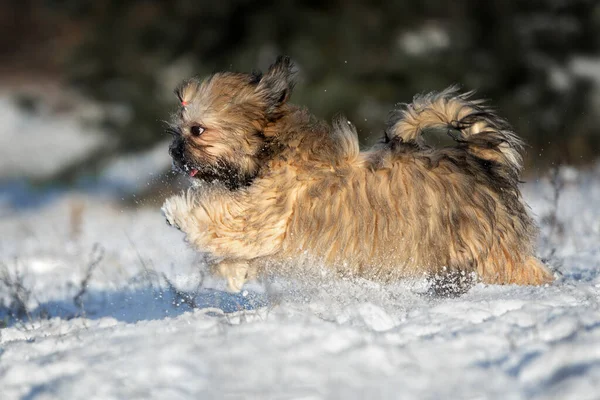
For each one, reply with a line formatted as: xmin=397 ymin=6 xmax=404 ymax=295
xmin=1 ymin=286 xmax=269 ymax=327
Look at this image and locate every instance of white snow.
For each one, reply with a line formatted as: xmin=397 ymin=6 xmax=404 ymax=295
xmin=0 ymin=94 xmax=108 ymax=180
xmin=98 ymin=140 xmax=173 ymax=193
xmin=0 ymin=169 xmax=598 ymax=400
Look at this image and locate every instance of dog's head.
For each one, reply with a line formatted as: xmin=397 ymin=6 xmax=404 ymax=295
xmin=167 ymin=56 xmax=296 ymax=189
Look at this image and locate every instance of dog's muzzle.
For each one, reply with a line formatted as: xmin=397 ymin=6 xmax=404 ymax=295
xmin=169 ymin=138 xmax=186 ymax=165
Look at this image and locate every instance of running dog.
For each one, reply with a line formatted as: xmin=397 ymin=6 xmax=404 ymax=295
xmin=162 ymin=56 xmax=553 ymax=294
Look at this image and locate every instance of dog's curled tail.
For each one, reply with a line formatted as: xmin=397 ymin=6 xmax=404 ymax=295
xmin=386 ymin=85 xmax=524 ymax=177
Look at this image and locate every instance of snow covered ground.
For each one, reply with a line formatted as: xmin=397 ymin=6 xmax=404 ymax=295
xmin=0 ymin=93 xmax=108 ymax=181
xmin=1 ymin=166 xmax=599 ymax=400
xmin=0 ymin=91 xmax=599 ymax=398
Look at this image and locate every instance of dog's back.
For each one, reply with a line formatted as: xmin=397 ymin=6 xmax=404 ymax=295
xmin=282 ymin=87 xmax=553 ymax=289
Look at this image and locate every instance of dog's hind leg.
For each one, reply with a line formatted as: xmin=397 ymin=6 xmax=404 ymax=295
xmin=476 ymin=252 xmax=554 ymax=286
xmin=502 ymin=256 xmax=554 ymax=286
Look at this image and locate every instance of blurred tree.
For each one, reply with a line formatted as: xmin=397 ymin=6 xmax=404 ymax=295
xmin=3 ymin=0 xmax=600 ymax=180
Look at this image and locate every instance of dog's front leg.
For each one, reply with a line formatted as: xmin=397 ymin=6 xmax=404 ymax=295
xmin=162 ymin=191 xmax=203 ymax=236
xmin=213 ymin=259 xmax=259 ymax=293
xmin=163 ymin=187 xmax=287 ymax=254
xmin=162 ymin=193 xmax=252 ymax=292
xmin=163 ymin=189 xmax=287 ymax=292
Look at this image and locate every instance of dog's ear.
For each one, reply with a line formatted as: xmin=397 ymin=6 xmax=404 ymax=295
xmin=256 ymin=56 xmax=296 ymax=114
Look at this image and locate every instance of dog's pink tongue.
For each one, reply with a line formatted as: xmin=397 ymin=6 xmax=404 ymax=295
xmin=189 ymin=169 xmax=198 ymax=177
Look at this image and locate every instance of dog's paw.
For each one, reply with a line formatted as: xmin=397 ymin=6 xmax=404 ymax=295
xmin=215 ymin=260 xmax=251 ymax=293
xmin=161 ymin=198 xmax=179 ymax=229
xmin=161 ymin=194 xmax=194 ymax=232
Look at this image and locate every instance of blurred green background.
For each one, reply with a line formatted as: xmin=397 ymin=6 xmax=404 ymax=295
xmin=1 ymin=0 xmax=600 ymax=199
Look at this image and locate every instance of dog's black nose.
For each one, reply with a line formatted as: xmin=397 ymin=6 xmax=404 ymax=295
xmin=169 ymin=138 xmax=185 ymax=161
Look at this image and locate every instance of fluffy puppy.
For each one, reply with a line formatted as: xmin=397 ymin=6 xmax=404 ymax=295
xmin=162 ymin=56 xmax=553 ymax=293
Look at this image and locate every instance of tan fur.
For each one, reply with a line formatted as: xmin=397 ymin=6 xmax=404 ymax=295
xmin=162 ymin=57 xmax=554 ymax=293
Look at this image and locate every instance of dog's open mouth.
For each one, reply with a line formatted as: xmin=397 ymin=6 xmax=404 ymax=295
xmin=177 ymin=162 xmax=200 ymax=178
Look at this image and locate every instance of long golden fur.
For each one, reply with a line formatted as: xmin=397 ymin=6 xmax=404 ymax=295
xmin=162 ymin=56 xmax=554 ymax=293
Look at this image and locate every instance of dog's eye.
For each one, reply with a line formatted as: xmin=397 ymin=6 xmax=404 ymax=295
xmin=190 ymin=126 xmax=205 ymax=137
